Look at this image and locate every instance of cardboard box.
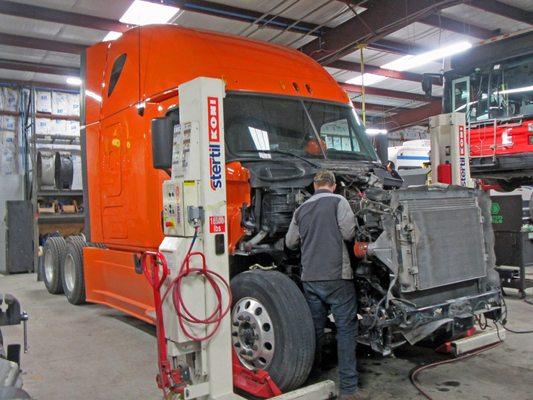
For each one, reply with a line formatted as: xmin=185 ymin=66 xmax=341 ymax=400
xmin=61 ymin=201 xmax=78 ymax=214
xmin=38 ymin=201 xmax=56 ymax=214
xmin=0 ymin=115 xmax=17 ymax=131
xmin=1 ymin=131 xmax=16 ymax=146
xmin=0 ymin=145 xmax=17 ymax=175
xmin=35 ymin=118 xmax=51 ymax=135
xmin=1 ymin=87 xmax=20 ymax=112
xmin=66 ymin=120 xmax=80 ymax=136
xmin=50 ymin=119 xmax=68 ymax=136
xmin=36 ymin=90 xmax=53 ymax=113
xmin=67 ymin=93 xmax=80 ymax=116
xmin=51 ymin=92 xmax=69 ymax=115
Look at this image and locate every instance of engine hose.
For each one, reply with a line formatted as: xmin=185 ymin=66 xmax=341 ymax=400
xmin=409 ymin=341 xmax=503 ymax=400
xmin=162 ymin=228 xmax=232 ymax=342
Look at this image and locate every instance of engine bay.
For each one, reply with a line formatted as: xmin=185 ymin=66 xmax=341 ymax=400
xmin=235 ymin=160 xmax=503 ymax=354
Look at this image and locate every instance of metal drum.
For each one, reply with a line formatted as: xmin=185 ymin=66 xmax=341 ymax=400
xmin=37 ymin=151 xmax=55 ymax=188
xmin=54 ymin=152 xmax=74 ymax=190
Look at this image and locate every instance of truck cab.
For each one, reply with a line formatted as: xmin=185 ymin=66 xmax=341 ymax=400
xmin=443 ymin=31 xmax=533 ymax=190
xmin=73 ymin=24 xmax=503 ymax=393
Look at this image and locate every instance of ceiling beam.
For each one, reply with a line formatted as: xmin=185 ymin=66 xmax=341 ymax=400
xmin=0 ymin=32 xmax=86 ymax=54
xmin=150 ymin=0 xmax=324 ymax=35
xmin=420 ymin=14 xmax=497 ymax=39
xmin=366 ymin=39 xmax=430 ymax=55
xmin=380 ymin=99 xmax=442 ymax=130
xmin=0 ymin=0 xmax=426 ymax=57
xmin=0 ymin=59 xmax=80 ymax=76
xmin=329 ymin=60 xmax=442 ymax=86
xmin=0 ymin=0 xmax=132 ymax=32
xmin=352 ymin=101 xmax=407 ymax=113
xmin=467 ymin=0 xmax=533 ymax=25
xmin=340 ymin=82 xmax=438 ymax=102
xmin=0 ymin=77 xmax=76 ymax=91
xmin=299 ymin=0 xmax=462 ymax=63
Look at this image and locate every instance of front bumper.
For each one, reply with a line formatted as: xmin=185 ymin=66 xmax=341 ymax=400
xmin=394 ymin=289 xmax=503 ymax=345
xmin=471 ymin=152 xmax=533 ymax=178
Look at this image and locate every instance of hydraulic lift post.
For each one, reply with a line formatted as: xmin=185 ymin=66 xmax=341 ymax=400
xmin=151 ymin=77 xmax=335 ymax=400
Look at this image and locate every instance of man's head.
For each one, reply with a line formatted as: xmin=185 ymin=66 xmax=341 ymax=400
xmin=313 ymin=170 xmax=336 ymax=192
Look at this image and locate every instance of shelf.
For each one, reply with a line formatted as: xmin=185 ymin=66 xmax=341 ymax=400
xmin=36 ymin=133 xmax=80 ymax=143
xmin=38 ymin=190 xmax=83 ymax=197
xmin=38 ymin=213 xmax=84 ymax=224
xmin=0 ymin=110 xmax=21 ymax=117
xmin=35 ymin=112 xmax=79 ymax=121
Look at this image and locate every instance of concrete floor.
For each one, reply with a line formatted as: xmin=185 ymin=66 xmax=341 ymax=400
xmin=1 ymin=273 xmax=532 ymax=400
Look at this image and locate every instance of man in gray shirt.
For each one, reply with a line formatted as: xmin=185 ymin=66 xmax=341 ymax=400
xmin=286 ymin=170 xmax=367 ymax=400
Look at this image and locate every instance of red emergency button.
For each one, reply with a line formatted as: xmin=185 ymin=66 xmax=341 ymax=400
xmin=165 ymin=221 xmax=174 ymax=227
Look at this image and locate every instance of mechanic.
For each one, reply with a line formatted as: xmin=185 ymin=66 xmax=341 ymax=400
xmin=285 ymin=170 xmax=368 ymax=400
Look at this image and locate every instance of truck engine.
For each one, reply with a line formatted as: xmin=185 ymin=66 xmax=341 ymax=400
xmin=236 ymin=163 xmax=503 ymax=355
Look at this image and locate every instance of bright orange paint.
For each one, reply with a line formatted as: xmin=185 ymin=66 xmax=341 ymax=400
xmin=83 ymin=25 xmax=351 ymax=320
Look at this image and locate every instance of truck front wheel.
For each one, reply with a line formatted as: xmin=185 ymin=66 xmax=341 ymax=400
xmin=231 ymin=270 xmax=315 ymax=392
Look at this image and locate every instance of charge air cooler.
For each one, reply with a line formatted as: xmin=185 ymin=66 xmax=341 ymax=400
xmin=368 ymin=185 xmax=496 ymax=294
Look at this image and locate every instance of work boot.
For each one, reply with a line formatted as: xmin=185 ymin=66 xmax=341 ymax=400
xmin=339 ymin=389 xmax=370 ymax=400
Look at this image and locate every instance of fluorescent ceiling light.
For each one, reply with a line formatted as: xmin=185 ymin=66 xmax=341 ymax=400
xmin=346 ymin=73 xmax=387 ymax=86
xmin=366 ymin=128 xmax=388 ymax=135
xmin=382 ymin=41 xmax=472 ymax=72
xmin=85 ymin=90 xmax=102 ymax=103
xmin=499 ymin=85 xmax=533 ymax=95
xmin=66 ymin=76 xmax=82 ymax=86
xmin=103 ymin=31 xmax=123 ymax=42
xmin=119 ymin=0 xmax=179 ymax=26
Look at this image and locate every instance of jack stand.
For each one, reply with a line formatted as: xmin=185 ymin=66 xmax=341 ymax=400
xmin=437 ymin=327 xmax=505 ymax=357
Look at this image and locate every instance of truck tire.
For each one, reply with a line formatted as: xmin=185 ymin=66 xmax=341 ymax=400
xmin=61 ymin=237 xmax=86 ymax=305
xmin=231 ymin=270 xmax=315 ymax=392
xmin=43 ymin=236 xmax=66 ymax=294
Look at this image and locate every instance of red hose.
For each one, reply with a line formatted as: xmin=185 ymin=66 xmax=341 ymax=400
xmin=162 ymin=231 xmax=232 ymax=342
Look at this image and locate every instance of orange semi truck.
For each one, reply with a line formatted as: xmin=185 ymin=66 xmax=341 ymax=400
xmin=42 ymin=25 xmax=503 ymax=394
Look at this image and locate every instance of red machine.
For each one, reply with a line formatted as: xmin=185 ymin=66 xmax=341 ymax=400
xmin=444 ymin=30 xmax=533 ymax=190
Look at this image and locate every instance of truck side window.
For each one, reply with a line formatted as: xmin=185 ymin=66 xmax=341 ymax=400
xmin=107 ymin=53 xmax=127 ymax=97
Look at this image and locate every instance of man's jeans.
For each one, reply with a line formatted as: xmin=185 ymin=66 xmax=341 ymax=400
xmin=303 ymin=280 xmax=358 ymax=396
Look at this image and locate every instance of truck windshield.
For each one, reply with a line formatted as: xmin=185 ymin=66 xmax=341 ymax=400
xmin=452 ymin=55 xmax=533 ymax=122
xmin=224 ymin=94 xmax=378 ymax=162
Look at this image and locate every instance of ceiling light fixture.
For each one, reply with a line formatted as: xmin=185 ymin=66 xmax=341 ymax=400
xmin=66 ymin=76 xmax=82 ymax=86
xmin=119 ymin=0 xmax=180 ymax=26
xmin=366 ymin=128 xmax=388 ymax=135
xmin=381 ymin=41 xmax=472 ymax=72
xmin=346 ymin=73 xmax=387 ymax=87
xmin=499 ymin=85 xmax=533 ymax=95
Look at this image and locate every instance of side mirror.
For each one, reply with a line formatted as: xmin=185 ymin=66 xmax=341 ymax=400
xmin=151 ymin=117 xmax=177 ymax=170
xmin=422 ymin=75 xmax=433 ymax=98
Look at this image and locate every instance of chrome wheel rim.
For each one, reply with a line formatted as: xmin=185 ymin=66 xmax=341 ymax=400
xmin=64 ymin=253 xmax=75 ymax=293
xmin=231 ymin=297 xmax=275 ymax=370
xmin=44 ymin=248 xmax=54 ymax=283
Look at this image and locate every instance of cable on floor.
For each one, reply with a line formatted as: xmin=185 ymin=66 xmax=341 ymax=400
xmin=409 ymin=341 xmax=503 ymax=400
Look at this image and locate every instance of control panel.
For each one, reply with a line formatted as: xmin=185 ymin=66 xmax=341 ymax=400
xmin=162 ymin=179 xmax=200 ymax=237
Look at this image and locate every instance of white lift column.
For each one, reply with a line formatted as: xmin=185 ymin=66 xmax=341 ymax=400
xmin=158 ymin=77 xmax=335 ymax=400
xmin=430 ymin=112 xmax=474 ymax=187
xmin=159 ymin=77 xmax=241 ymax=400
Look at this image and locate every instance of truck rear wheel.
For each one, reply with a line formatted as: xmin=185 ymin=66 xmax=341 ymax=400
xmin=231 ymin=270 xmax=315 ymax=392
xmin=43 ymin=236 xmax=66 ymax=294
xmin=61 ymin=237 xmax=86 ymax=305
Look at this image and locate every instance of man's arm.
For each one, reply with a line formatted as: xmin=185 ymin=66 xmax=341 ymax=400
xmin=337 ymin=197 xmax=355 ymax=241
xmin=285 ymin=212 xmax=300 ymax=250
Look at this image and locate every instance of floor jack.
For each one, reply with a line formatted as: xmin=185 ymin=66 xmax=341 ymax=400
xmin=142 ymin=77 xmax=335 ymax=400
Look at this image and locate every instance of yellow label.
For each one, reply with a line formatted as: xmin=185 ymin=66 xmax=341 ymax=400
xmin=184 ymin=181 xmax=196 ymax=187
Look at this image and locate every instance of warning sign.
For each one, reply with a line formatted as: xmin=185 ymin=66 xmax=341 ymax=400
xmin=209 ymin=216 xmax=226 ymax=233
